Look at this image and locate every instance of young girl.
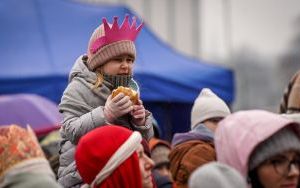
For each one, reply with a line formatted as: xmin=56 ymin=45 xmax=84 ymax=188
xmin=57 ymin=15 xmax=154 ymax=187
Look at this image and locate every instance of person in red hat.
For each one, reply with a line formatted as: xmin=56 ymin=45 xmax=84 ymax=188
xmin=75 ymin=125 xmax=155 ymax=188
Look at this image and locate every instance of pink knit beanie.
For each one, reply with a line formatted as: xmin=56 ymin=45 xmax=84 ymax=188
xmin=87 ymin=15 xmax=143 ymax=71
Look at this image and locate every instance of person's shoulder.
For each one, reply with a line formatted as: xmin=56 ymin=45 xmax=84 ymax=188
xmin=171 ymin=139 xmax=213 ymax=155
xmin=64 ymin=78 xmax=88 ymax=92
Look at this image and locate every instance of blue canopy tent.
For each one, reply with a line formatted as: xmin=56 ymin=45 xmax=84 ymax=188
xmin=0 ymin=0 xmax=234 ymax=140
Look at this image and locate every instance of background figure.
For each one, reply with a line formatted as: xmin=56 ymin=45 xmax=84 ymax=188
xmin=279 ymin=70 xmax=300 ymax=123
xmin=169 ymin=88 xmax=230 ymax=188
xmin=215 ymin=110 xmax=300 ymax=188
xmin=149 ymin=137 xmax=173 ymax=188
xmin=152 ymin=117 xmax=162 ymax=138
xmin=188 ymin=162 xmax=247 ymax=188
xmin=191 ymin=88 xmax=231 ymax=131
xmin=57 ymin=15 xmax=154 ymax=187
xmin=75 ymin=125 xmax=154 ymax=188
xmin=280 ymin=70 xmax=300 ymax=113
xmin=40 ymin=129 xmax=61 ymax=179
xmin=0 ymin=125 xmax=62 ymax=188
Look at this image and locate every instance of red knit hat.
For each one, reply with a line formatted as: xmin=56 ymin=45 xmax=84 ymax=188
xmin=75 ymin=125 xmax=143 ymax=188
xmin=87 ymin=15 xmax=143 ymax=71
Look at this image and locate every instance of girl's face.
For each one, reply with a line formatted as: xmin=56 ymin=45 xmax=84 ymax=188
xmin=98 ymin=54 xmax=134 ymax=75
xmin=257 ymin=151 xmax=300 ymax=188
xmin=136 ymin=144 xmax=154 ymax=188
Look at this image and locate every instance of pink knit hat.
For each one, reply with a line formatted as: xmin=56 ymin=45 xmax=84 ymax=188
xmin=87 ymin=15 xmax=143 ymax=71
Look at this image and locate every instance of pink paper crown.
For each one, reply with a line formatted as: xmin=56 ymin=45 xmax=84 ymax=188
xmin=90 ymin=15 xmax=144 ymax=54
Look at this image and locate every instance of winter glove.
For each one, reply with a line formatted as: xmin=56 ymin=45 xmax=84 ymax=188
xmin=131 ymin=99 xmax=146 ymax=126
xmin=104 ymin=93 xmax=133 ymax=123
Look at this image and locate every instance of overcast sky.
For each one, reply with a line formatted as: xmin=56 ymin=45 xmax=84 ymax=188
xmin=231 ymin=0 xmax=300 ymax=57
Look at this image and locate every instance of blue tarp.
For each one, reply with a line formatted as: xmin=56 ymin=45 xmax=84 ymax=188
xmin=0 ymin=0 xmax=235 ymax=139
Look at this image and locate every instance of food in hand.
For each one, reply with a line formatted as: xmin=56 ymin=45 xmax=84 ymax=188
xmin=112 ymin=86 xmax=139 ymax=104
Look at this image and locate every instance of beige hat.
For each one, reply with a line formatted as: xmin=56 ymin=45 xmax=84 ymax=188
xmin=189 ymin=162 xmax=247 ymax=188
xmin=87 ymin=30 xmax=135 ymax=71
xmin=191 ymin=88 xmax=230 ymax=130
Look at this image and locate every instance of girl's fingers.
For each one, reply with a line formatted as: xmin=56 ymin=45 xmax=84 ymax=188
xmin=111 ymin=93 xmax=125 ymax=102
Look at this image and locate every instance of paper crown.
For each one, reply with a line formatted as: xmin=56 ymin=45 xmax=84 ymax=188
xmin=90 ymin=15 xmax=143 ymax=54
xmin=0 ymin=125 xmax=45 ymax=177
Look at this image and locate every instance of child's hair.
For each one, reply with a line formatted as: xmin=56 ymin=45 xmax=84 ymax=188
xmin=83 ymin=55 xmax=104 ymax=89
xmin=93 ymin=72 xmax=104 ymax=89
xmin=248 ymin=169 xmax=263 ymax=188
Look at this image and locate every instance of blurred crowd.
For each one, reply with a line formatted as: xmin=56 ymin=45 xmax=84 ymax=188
xmin=1 ymin=15 xmax=300 ymax=188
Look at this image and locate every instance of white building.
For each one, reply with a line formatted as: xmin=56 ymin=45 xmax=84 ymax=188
xmin=81 ymin=0 xmax=300 ymax=65
xmin=82 ymin=0 xmax=300 ymax=111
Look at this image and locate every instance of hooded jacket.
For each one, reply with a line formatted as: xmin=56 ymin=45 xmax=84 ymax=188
xmin=214 ymin=110 xmax=300 ymax=180
xmin=171 ymin=124 xmax=214 ymax=146
xmin=0 ymin=159 xmax=62 ymax=188
xmin=57 ymin=56 xmax=153 ymax=187
xmin=169 ymin=124 xmax=216 ymax=188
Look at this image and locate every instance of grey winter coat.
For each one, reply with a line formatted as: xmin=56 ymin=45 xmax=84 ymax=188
xmin=57 ymin=55 xmax=154 ymax=188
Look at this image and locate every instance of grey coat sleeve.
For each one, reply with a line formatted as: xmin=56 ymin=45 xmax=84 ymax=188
xmin=59 ymin=81 xmax=108 ymax=144
xmin=61 ymin=107 xmax=106 ymax=144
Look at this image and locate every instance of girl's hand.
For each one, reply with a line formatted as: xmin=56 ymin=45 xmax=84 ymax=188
xmin=131 ymin=99 xmax=146 ymax=126
xmin=104 ymin=93 xmax=133 ymax=123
